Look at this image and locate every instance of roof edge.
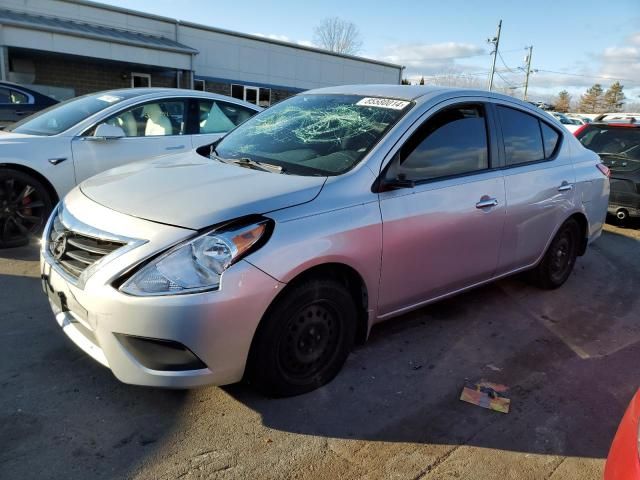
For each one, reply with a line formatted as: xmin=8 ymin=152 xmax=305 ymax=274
xmin=62 ymin=0 xmax=403 ymax=70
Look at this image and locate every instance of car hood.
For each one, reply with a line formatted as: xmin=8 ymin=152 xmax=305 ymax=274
xmin=0 ymin=130 xmax=37 ymax=141
xmin=79 ymin=152 xmax=327 ymax=230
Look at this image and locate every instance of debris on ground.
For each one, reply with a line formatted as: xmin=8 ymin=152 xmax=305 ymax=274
xmin=460 ymin=380 xmax=511 ymax=413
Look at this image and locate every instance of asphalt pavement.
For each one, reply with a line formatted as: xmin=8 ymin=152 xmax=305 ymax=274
xmin=1 ymin=221 xmax=639 ymax=479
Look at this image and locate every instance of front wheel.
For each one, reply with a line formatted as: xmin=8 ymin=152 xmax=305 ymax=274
xmin=247 ymin=278 xmax=357 ymax=397
xmin=0 ymin=169 xmax=53 ymax=248
xmin=529 ymin=218 xmax=580 ymax=289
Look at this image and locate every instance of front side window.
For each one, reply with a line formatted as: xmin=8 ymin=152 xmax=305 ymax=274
xmin=197 ymin=100 xmax=256 ymax=134
xmin=103 ymin=100 xmax=186 ymax=137
xmin=390 ymin=104 xmax=489 ymax=182
xmin=214 ymin=94 xmax=411 ymax=176
xmin=6 ymin=91 xmax=137 ymax=136
xmin=498 ymin=106 xmax=545 ymax=165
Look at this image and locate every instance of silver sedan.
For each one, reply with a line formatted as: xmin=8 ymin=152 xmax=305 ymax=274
xmin=40 ymin=85 xmax=609 ymax=396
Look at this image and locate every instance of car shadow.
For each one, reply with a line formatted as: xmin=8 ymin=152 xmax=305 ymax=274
xmin=607 ymin=214 xmax=640 ymax=230
xmin=0 ymin=271 xmax=189 ymax=480
xmin=223 ymin=247 xmax=639 ymax=461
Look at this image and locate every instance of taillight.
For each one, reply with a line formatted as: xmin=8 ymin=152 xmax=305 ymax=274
xmin=596 ymin=163 xmax=610 ymax=177
xmin=573 ymin=124 xmax=589 ymax=137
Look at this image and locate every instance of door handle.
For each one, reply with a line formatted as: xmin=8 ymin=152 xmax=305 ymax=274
xmin=165 ymin=145 xmax=185 ymax=150
xmin=14 ymin=110 xmax=28 ymax=116
xmin=48 ymin=157 xmax=67 ymax=165
xmin=558 ymin=181 xmax=573 ymax=192
xmin=476 ymin=197 xmax=498 ymax=209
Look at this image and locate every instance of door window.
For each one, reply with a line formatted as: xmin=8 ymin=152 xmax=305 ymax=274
xmin=102 ymin=100 xmax=186 ymax=137
xmin=0 ymin=87 xmax=28 ymax=104
xmin=392 ymin=104 xmax=489 ymax=182
xmin=497 ymin=106 xmax=545 ymax=165
xmin=540 ymin=122 xmax=560 ymax=158
xmin=197 ymin=100 xmax=256 ymax=134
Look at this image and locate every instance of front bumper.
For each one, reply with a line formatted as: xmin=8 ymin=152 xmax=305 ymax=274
xmin=41 ymin=189 xmax=284 ymax=388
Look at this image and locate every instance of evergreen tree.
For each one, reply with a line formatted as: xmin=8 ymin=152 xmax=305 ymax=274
xmin=419 ymin=76 xmax=425 ymax=85
xmin=603 ymin=82 xmax=625 ymax=112
xmin=579 ymin=84 xmax=604 ymax=113
xmin=401 ymin=78 xmax=411 ymax=85
xmin=555 ymin=90 xmax=571 ymax=113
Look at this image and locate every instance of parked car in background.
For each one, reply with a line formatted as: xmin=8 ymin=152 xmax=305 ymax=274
xmin=40 ymin=85 xmax=609 ymax=396
xmin=547 ymin=111 xmax=581 ymax=133
xmin=575 ymin=118 xmax=640 ymax=221
xmin=604 ymin=389 xmax=640 ymax=479
xmin=566 ymin=115 xmax=590 ymax=125
xmin=0 ymin=81 xmax=58 ymax=128
xmin=0 ymin=88 xmax=260 ymax=247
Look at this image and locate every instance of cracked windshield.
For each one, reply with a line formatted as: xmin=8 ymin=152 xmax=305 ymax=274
xmin=214 ymin=94 xmax=410 ymax=175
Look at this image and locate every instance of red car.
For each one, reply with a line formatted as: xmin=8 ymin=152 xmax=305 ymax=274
xmin=605 ymin=389 xmax=640 ymax=479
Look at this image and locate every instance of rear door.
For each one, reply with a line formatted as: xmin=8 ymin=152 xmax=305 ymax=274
xmin=493 ymin=103 xmax=577 ymax=274
xmin=71 ymin=98 xmax=189 ymax=183
xmin=189 ymin=98 xmax=259 ymax=149
xmin=377 ymin=100 xmax=506 ymax=316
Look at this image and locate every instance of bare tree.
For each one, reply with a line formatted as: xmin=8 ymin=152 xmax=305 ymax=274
xmin=313 ymin=17 xmax=363 ymax=55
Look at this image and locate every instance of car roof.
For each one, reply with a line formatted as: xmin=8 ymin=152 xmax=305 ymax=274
xmin=301 ymin=84 xmax=544 ymax=110
xmin=83 ymin=88 xmax=262 ymax=110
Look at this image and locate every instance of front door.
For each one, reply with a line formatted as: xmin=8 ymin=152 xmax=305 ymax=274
xmin=378 ymin=103 xmax=506 ymax=316
xmin=72 ymin=98 xmax=189 ymax=184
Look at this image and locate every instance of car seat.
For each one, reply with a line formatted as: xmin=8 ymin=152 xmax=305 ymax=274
xmin=143 ymin=104 xmax=172 ymax=136
xmin=200 ymin=102 xmax=235 ymax=134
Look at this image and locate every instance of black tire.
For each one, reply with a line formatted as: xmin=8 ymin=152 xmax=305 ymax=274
xmin=248 ymin=278 xmax=357 ymax=397
xmin=529 ymin=218 xmax=580 ymax=290
xmin=0 ymin=169 xmax=53 ymax=248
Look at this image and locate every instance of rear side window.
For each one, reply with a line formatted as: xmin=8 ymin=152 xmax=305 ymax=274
xmin=394 ymin=104 xmax=489 ymax=182
xmin=197 ymin=100 xmax=256 ymax=134
xmin=540 ymin=122 xmax=560 ymax=158
xmin=498 ymin=106 xmax=545 ymax=165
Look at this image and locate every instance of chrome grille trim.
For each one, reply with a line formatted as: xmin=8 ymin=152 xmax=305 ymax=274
xmin=42 ymin=203 xmax=146 ymax=289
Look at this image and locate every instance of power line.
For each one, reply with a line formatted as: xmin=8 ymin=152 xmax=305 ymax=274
xmin=497 ymin=50 xmax=519 ymax=74
xmin=535 ymin=69 xmax=640 ymax=84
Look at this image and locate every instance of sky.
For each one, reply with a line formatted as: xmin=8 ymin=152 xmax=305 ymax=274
xmin=101 ymin=0 xmax=640 ymax=105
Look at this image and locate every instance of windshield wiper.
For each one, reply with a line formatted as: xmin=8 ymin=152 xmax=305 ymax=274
xmin=236 ymin=157 xmax=283 ymax=173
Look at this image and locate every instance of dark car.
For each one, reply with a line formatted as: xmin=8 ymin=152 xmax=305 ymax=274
xmin=575 ymin=118 xmax=640 ymax=221
xmin=0 ymin=81 xmax=58 ymax=127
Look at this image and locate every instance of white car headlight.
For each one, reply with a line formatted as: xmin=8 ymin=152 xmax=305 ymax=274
xmin=120 ymin=219 xmax=271 ymax=296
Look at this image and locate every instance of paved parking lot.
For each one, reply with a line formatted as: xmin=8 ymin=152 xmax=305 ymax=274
xmin=1 ymin=222 xmax=639 ymax=480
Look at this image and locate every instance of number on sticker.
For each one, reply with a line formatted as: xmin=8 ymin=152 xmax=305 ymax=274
xmin=356 ymin=97 xmax=410 ymax=110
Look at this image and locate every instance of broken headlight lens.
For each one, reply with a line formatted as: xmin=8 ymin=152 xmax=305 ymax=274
xmin=120 ymin=220 xmax=270 ymax=296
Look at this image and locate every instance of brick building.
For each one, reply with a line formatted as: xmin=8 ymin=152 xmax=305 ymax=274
xmin=0 ymin=0 xmax=403 ymax=106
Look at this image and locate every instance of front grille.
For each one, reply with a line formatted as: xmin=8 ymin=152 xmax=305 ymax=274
xmin=48 ymin=212 xmax=126 ymax=280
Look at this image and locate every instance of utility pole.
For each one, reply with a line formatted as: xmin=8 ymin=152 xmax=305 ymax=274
xmin=487 ymin=20 xmax=502 ymax=91
xmin=523 ymin=45 xmax=533 ymax=100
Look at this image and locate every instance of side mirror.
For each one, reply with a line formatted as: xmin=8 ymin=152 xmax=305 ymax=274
xmin=91 ymin=123 xmax=125 ymax=140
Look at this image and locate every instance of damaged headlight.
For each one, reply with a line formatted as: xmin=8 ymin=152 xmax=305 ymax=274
xmin=120 ymin=218 xmax=271 ymax=296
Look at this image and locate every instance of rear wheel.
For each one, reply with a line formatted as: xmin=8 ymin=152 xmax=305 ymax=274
xmin=0 ymin=169 xmax=53 ymax=248
xmin=529 ymin=218 xmax=580 ymax=289
xmin=248 ymin=278 xmax=357 ymax=397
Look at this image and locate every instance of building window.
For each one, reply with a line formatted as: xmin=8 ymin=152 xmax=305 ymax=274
xmin=231 ymin=84 xmax=271 ymax=107
xmin=131 ymin=72 xmax=151 ymax=88
xmin=194 ymin=79 xmax=205 ymax=91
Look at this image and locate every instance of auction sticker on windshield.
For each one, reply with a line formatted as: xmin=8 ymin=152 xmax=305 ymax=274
xmin=356 ymin=97 xmax=410 ymax=110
